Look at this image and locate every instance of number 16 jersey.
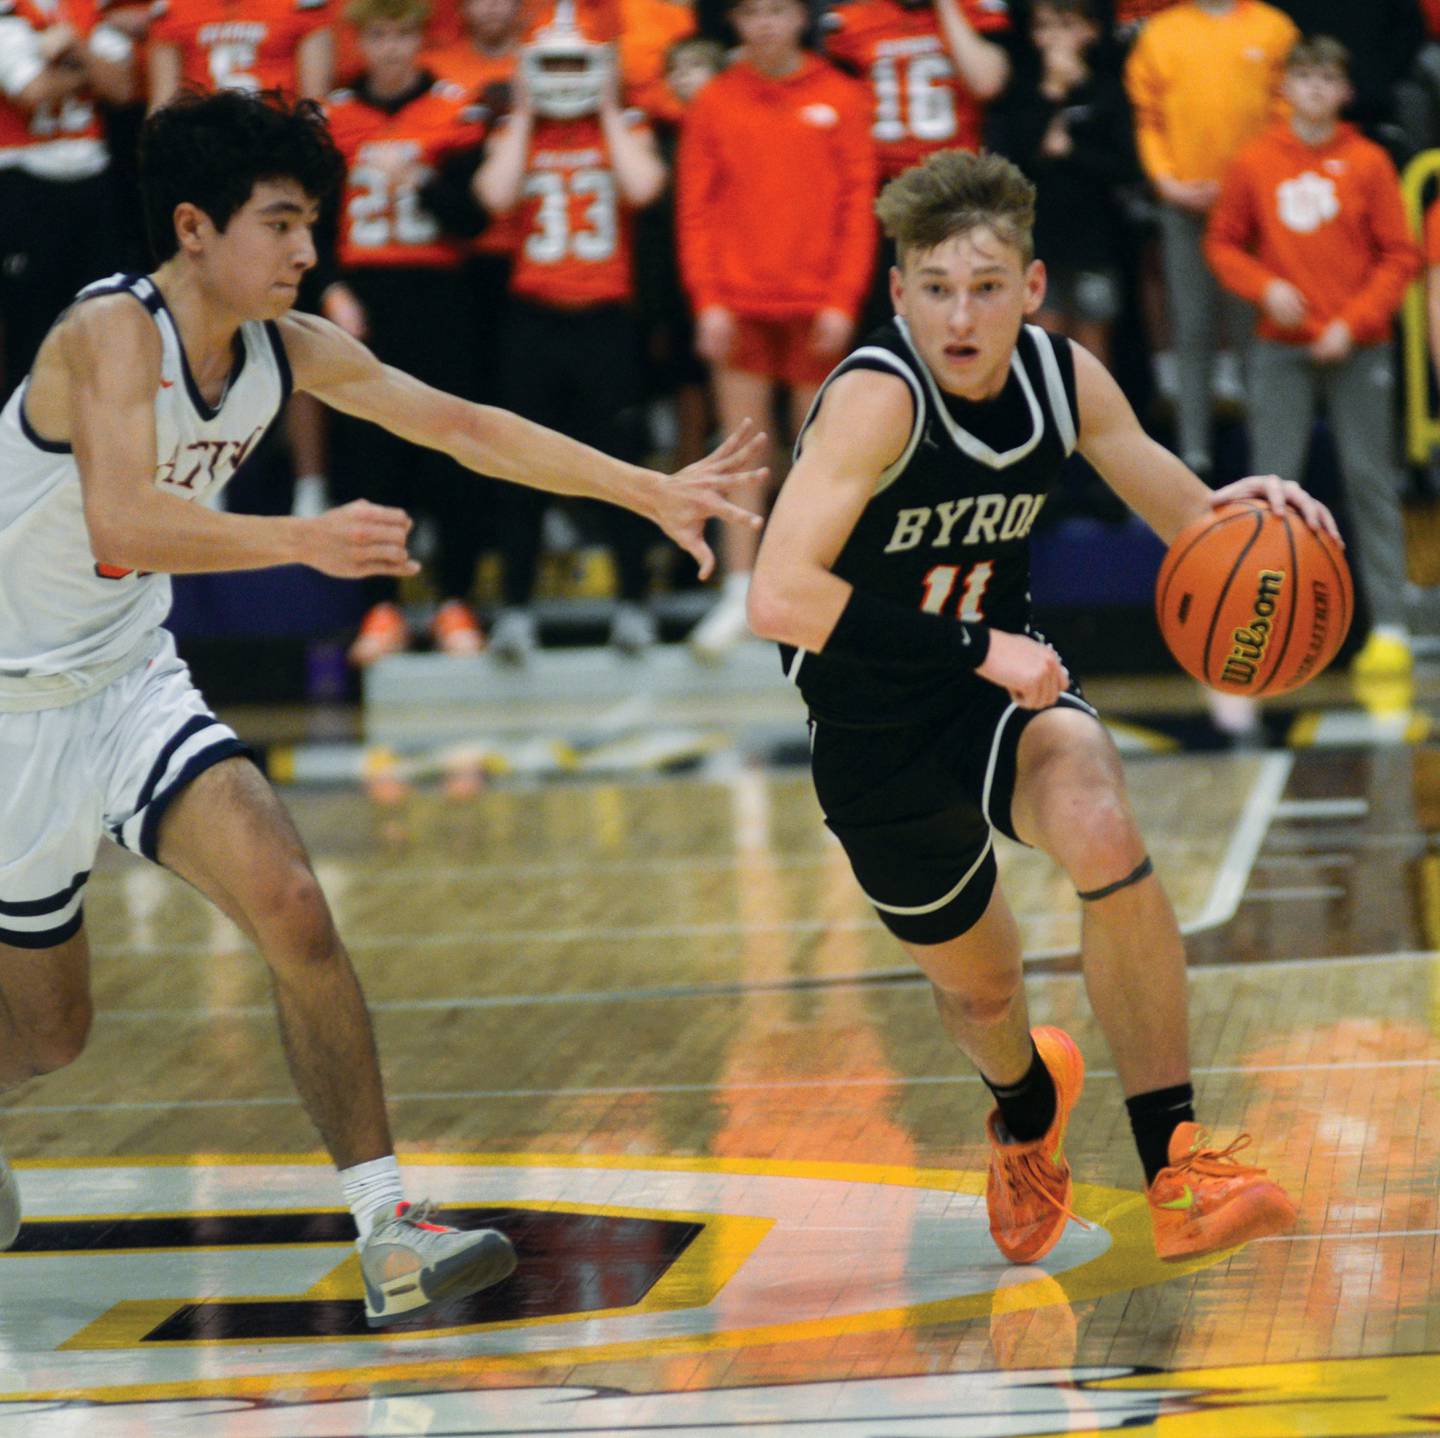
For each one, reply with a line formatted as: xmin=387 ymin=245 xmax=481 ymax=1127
xmin=781 ymin=318 xmax=1078 ymax=727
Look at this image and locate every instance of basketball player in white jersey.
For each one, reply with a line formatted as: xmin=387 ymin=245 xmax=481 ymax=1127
xmin=0 ymin=88 xmax=765 ymax=1327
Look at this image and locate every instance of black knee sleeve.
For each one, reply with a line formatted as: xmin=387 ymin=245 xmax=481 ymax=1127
xmin=1076 ymin=855 xmax=1153 ymax=902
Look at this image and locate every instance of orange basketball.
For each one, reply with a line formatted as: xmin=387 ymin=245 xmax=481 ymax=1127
xmin=1155 ymin=500 xmax=1353 ymax=696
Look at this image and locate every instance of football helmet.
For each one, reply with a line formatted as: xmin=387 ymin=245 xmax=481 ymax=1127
xmin=522 ymin=1 xmax=613 ymax=118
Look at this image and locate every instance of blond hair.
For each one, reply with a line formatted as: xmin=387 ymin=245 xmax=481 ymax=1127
xmin=875 ymin=149 xmax=1037 ymax=267
xmin=345 ymin=0 xmax=431 ymax=30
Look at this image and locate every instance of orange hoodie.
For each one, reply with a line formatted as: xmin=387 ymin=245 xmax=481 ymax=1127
xmin=677 ymin=53 xmax=877 ymax=320
xmin=1206 ymin=120 xmax=1421 ymax=346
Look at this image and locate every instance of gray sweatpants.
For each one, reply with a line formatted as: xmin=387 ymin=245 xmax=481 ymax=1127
xmin=1248 ymin=339 xmax=1409 ymax=630
xmin=1159 ymin=203 xmax=1253 ymax=473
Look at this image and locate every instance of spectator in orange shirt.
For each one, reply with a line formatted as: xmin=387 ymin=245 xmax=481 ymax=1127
xmin=0 ymin=0 xmax=136 ymax=395
xmin=1126 ymin=0 xmax=1296 ymax=480
xmin=427 ymin=0 xmax=524 ymax=93
xmin=617 ymin=0 xmax=695 ymax=122
xmin=475 ymin=3 xmax=670 ymax=658
xmin=148 ymin=0 xmax=335 ymax=106
xmin=1207 ymin=36 xmax=1423 ymax=678
xmin=677 ymin=0 xmax=876 ymax=659
xmin=321 ymin=0 xmax=492 ymax=664
xmin=823 ymin=0 xmax=1012 ymax=336
xmin=823 ymin=0 xmax=1012 ymax=186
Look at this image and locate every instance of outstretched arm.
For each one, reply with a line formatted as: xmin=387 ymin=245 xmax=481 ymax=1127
xmin=749 ymin=369 xmax=1065 ymax=708
xmin=1072 ymin=341 xmax=1338 ymax=542
xmin=281 ymin=311 xmax=765 ymax=578
xmin=65 ymin=298 xmax=416 ymax=579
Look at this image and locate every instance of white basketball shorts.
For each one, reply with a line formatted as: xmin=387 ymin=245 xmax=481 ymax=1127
xmin=0 ymin=634 xmax=248 ymax=948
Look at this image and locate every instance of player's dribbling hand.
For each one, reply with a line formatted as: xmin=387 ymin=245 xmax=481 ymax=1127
xmin=977 ymin=630 xmax=1068 ymax=710
xmin=1209 ymin=474 xmax=1343 ymax=545
xmin=304 ymin=499 xmax=421 ymax=579
xmin=657 ymin=417 xmax=769 ymax=580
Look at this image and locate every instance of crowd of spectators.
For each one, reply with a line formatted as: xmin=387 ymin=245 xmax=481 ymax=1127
xmin=3 ymin=0 xmax=1440 ymax=677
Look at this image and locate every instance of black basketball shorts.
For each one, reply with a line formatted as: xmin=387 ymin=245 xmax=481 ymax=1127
xmin=809 ymin=684 xmax=1100 ymax=946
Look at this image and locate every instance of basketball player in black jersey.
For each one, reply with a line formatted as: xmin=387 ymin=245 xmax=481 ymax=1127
xmin=748 ymin=150 xmax=1340 ymax=1264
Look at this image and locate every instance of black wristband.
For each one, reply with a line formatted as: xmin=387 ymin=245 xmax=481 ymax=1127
xmin=823 ymin=587 xmax=991 ymax=672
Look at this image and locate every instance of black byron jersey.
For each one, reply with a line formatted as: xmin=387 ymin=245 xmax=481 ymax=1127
xmin=780 ymin=318 xmax=1079 ymax=726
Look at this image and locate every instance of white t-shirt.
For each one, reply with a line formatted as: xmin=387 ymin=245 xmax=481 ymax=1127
xmin=0 ymin=272 xmax=292 ymax=711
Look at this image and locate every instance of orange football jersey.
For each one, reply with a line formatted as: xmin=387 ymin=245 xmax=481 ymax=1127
xmin=326 ymin=77 xmax=486 ymax=268
xmin=824 ymin=0 xmax=1010 ymax=180
xmin=149 ymin=0 xmax=332 ymax=94
xmin=0 ymin=0 xmax=105 ymax=153
xmin=508 ymin=111 xmax=645 ymax=307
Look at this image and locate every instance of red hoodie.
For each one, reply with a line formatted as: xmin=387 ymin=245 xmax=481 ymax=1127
xmin=677 ymin=53 xmax=877 ymax=320
xmin=1206 ymin=120 xmax=1420 ymax=346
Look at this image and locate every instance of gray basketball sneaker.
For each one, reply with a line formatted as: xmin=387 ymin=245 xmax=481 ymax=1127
xmin=0 ymin=1149 xmax=20 ymax=1251
xmin=359 ymin=1200 xmax=516 ymax=1328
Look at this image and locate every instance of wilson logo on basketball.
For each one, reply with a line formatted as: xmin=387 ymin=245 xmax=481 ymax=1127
xmin=1220 ymin=570 xmax=1285 ymax=688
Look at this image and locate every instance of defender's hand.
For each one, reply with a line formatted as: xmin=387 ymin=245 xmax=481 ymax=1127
xmin=303 ymin=499 xmax=420 ymax=579
xmin=1210 ymin=474 xmax=1342 ymax=544
xmin=977 ymin=629 xmax=1068 ymax=710
xmin=655 ymin=418 xmax=769 ymax=580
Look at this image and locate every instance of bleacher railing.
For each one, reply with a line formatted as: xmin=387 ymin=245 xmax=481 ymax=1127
xmin=1402 ymin=148 xmax=1440 ymax=465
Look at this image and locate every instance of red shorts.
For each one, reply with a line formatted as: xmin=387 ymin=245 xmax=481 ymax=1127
xmin=728 ymin=315 xmax=836 ymax=389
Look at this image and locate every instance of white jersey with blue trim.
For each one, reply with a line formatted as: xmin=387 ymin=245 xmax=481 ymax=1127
xmin=0 ymin=273 xmax=292 ymax=712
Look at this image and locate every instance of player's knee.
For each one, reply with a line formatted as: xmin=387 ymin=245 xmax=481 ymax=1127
xmin=932 ymin=974 xmax=1021 ymax=1028
xmin=26 ymin=999 xmax=93 ymax=1075
xmin=1069 ymin=789 xmax=1140 ymax=870
xmin=258 ymin=865 xmax=338 ymax=967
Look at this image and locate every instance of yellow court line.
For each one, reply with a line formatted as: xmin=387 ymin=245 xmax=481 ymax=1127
xmin=60 ymin=1208 xmax=775 ymax=1351
xmin=0 ymin=1152 xmax=1233 ymax=1406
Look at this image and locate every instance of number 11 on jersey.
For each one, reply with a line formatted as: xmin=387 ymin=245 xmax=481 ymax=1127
xmin=920 ymin=561 xmax=993 ymax=622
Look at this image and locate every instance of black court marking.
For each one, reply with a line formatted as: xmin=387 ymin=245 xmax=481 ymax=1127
xmin=1262 ymin=509 xmax=1300 ymax=693
xmin=1157 ymin=501 xmax=1260 ymax=671
xmin=1199 ymin=506 xmax=1264 ymax=688
xmin=13 ymin=1208 xmax=701 ymax=1338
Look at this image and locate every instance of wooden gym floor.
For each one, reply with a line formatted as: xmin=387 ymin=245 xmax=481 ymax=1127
xmin=3 ymin=668 xmax=1440 ymax=1436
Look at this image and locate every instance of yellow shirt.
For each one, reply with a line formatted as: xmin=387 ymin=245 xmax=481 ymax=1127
xmin=1125 ymin=0 xmax=1298 ymax=184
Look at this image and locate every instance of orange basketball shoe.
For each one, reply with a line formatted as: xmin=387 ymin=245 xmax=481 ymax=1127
xmin=985 ymin=1026 xmax=1086 ymax=1264
xmin=1148 ymin=1123 xmax=1297 ymax=1261
xmin=349 ymin=602 xmax=410 ymax=667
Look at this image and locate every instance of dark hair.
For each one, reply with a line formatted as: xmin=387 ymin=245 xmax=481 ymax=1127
xmin=139 ymin=88 xmax=345 ymax=263
xmin=1031 ymin=0 xmax=1097 ymax=18
xmin=1285 ymin=34 xmax=1351 ymax=77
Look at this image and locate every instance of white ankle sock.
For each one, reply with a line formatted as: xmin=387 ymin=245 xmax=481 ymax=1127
xmin=340 ymin=1154 xmax=405 ymax=1243
xmin=722 ymin=572 xmax=751 ymax=601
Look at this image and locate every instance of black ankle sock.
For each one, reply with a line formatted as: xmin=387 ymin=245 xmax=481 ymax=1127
xmin=1126 ymin=1083 xmax=1196 ymax=1186
xmin=983 ymin=1040 xmax=1058 ymax=1143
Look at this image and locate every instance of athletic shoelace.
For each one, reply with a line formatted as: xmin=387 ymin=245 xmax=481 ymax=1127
xmin=1167 ymin=1131 xmax=1268 ymax=1182
xmin=1002 ymin=1148 xmax=1092 ymax=1232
